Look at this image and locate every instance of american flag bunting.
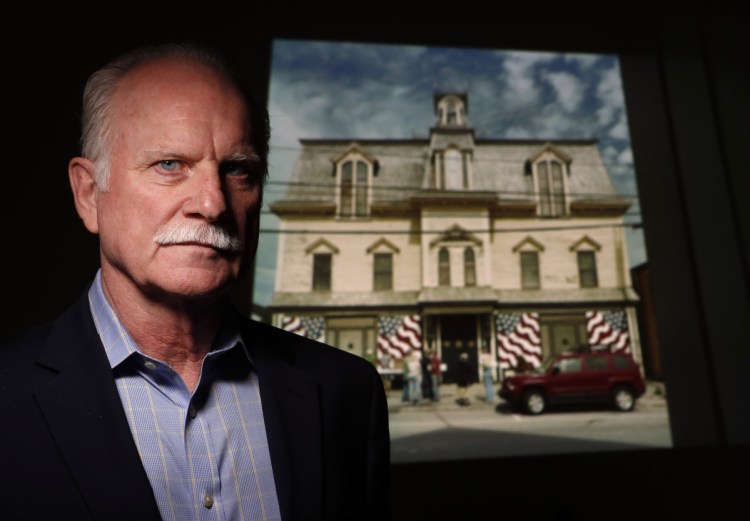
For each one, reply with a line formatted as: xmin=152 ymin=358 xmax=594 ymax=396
xmin=377 ymin=314 xmax=421 ymax=360
xmin=279 ymin=315 xmax=327 ymax=343
xmin=585 ymin=310 xmax=630 ymax=353
xmin=496 ymin=312 xmax=543 ymax=369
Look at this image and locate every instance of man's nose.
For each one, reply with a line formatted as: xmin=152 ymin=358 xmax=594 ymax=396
xmin=184 ymin=168 xmax=227 ymax=221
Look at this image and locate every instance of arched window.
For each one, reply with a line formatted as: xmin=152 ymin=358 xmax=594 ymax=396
xmin=446 ymin=102 xmax=457 ymax=124
xmin=340 ymin=159 xmax=369 ymax=217
xmin=536 ymin=159 xmax=566 ymax=216
xmin=438 ymin=248 xmax=451 ymax=286
xmin=464 ymin=248 xmax=476 ymax=287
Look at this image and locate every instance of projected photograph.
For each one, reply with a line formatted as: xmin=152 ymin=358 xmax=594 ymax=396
xmin=253 ymin=39 xmax=671 ymax=463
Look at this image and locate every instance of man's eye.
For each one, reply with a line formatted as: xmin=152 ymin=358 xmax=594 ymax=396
xmin=225 ymin=166 xmax=247 ymax=177
xmin=158 ymin=160 xmax=181 ymax=172
xmin=221 ymin=161 xmax=254 ymax=178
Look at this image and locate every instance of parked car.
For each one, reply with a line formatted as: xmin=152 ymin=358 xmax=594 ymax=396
xmin=498 ymin=349 xmax=646 ymax=415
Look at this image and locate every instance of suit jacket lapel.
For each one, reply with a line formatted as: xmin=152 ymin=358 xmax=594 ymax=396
xmin=245 ymin=320 xmax=323 ymax=521
xmin=34 ymin=293 xmax=161 ymax=521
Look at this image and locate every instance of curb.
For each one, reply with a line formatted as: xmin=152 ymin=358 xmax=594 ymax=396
xmin=387 ymin=381 xmax=667 ymax=413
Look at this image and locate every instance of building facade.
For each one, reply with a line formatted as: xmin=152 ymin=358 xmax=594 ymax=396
xmin=269 ymin=92 xmax=641 ymax=384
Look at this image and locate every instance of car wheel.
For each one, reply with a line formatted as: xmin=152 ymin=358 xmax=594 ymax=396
xmin=522 ymin=389 xmax=545 ymax=415
xmin=612 ymin=385 xmax=635 ymax=411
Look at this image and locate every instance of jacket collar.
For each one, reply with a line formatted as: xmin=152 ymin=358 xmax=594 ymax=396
xmin=33 ymin=289 xmax=162 ymax=520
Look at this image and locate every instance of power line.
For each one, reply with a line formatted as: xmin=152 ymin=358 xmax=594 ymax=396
xmin=262 ymin=180 xmax=641 ymax=200
xmin=258 ymin=221 xmax=643 ymax=235
xmin=257 ymin=208 xmax=644 ymax=218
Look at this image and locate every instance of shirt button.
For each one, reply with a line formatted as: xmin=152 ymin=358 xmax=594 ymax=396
xmin=203 ymin=491 xmax=214 ymax=508
xmin=144 ymin=360 xmax=157 ymax=370
xmin=188 ymin=404 xmax=197 ymax=419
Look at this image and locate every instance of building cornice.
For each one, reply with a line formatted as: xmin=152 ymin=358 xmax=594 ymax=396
xmin=269 ymin=201 xmax=336 ymax=216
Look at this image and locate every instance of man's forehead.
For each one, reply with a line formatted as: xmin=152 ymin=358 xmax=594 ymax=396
xmin=115 ymin=58 xmax=244 ymax=109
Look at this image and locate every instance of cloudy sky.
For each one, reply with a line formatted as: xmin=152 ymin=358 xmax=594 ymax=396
xmin=253 ymin=39 xmax=645 ymax=306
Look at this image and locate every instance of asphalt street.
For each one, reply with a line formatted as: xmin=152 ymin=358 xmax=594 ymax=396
xmin=387 ymin=381 xmax=672 ymax=464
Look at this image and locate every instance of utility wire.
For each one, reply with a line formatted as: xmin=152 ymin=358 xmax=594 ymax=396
xmin=262 ymin=181 xmax=641 ymax=200
xmin=258 ymin=221 xmax=644 ymax=235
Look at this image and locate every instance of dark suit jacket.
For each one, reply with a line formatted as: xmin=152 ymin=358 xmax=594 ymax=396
xmin=0 ymin=290 xmax=391 ymax=521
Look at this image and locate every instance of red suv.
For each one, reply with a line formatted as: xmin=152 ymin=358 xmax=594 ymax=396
xmin=498 ymin=349 xmax=646 ymax=415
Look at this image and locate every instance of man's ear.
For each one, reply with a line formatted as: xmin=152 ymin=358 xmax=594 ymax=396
xmin=68 ymin=157 xmax=100 ymax=234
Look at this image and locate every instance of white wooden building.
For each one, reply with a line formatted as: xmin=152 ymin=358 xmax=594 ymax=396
xmin=269 ymin=92 xmax=641 ymax=383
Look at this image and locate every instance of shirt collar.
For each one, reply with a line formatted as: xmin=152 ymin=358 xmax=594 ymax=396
xmin=87 ymin=269 xmax=250 ymax=369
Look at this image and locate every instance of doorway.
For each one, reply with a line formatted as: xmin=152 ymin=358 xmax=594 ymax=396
xmin=440 ymin=314 xmax=478 ymax=384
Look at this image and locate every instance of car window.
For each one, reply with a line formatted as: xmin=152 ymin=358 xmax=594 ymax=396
xmin=556 ymin=357 xmax=582 ymax=373
xmin=612 ymin=355 xmax=634 ymax=369
xmin=585 ymin=355 xmax=609 ymax=372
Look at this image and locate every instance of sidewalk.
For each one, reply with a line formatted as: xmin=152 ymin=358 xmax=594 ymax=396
xmin=386 ymin=380 xmax=667 ymax=413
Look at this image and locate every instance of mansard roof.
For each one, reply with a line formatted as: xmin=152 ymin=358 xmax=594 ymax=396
xmin=274 ymin=137 xmax=624 ymax=208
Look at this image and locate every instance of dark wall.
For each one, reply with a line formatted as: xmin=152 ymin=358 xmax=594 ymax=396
xmin=4 ymin=9 xmax=748 ymax=520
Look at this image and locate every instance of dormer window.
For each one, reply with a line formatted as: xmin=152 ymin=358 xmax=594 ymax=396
xmin=434 ymin=146 xmax=472 ymax=190
xmin=334 ymin=145 xmax=376 ymax=218
xmin=444 ymin=148 xmax=463 ymax=189
xmin=537 ymin=159 xmax=565 ymax=216
xmin=340 ymin=160 xmax=368 ymax=217
xmin=529 ymin=144 xmax=572 ymax=217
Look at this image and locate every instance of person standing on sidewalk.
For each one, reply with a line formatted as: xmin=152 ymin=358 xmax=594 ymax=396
xmin=455 ymin=352 xmax=473 ymax=406
xmin=428 ymin=349 xmax=442 ymax=402
xmin=401 ymin=356 xmax=411 ymax=402
xmin=407 ymin=350 xmax=422 ymax=405
xmin=420 ymin=349 xmax=433 ymax=401
xmin=481 ymin=347 xmax=497 ymax=403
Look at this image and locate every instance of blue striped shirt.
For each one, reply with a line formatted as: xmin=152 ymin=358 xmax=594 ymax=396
xmin=88 ymin=270 xmax=281 ymax=521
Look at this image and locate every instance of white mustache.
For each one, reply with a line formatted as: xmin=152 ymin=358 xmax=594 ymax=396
xmin=153 ymin=223 xmax=242 ymax=252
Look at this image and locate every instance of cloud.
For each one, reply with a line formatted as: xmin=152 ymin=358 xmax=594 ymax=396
xmin=497 ymin=51 xmax=555 ymax=108
xmin=617 ymin=147 xmax=633 ymax=164
xmin=543 ymin=71 xmax=584 ymax=112
xmin=601 ymin=145 xmax=620 ymax=164
xmin=608 ymin=112 xmax=630 ymax=140
xmin=595 ymin=63 xmax=625 ymax=126
xmin=563 ymin=52 xmax=604 ymax=69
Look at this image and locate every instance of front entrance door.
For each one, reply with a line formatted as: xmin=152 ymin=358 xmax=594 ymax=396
xmin=440 ymin=314 xmax=478 ymax=384
xmin=540 ymin=315 xmax=587 ymax=360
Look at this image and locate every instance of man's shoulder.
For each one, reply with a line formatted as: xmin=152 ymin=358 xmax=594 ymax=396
xmin=0 ymin=290 xmax=97 ymax=371
xmin=0 ymin=320 xmax=55 ymax=363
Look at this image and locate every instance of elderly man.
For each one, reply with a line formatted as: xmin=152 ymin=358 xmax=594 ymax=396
xmin=0 ymin=42 xmax=391 ymax=521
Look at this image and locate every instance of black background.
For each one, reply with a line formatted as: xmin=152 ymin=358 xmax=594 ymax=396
xmin=4 ymin=6 xmax=748 ymax=520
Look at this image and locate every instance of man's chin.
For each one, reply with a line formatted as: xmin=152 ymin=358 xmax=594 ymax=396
xmin=146 ymin=271 xmax=238 ymax=303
